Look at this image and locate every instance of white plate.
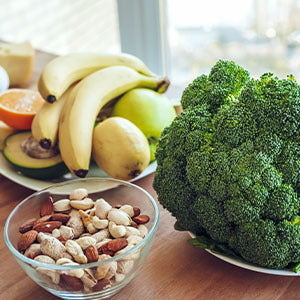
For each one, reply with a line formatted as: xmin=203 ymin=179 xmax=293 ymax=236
xmin=0 ymin=153 xmax=157 ymax=191
xmin=188 ymin=232 xmax=300 ymax=276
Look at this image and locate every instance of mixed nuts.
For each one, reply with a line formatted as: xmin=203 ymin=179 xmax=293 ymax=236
xmin=17 ymin=188 xmax=150 ymax=293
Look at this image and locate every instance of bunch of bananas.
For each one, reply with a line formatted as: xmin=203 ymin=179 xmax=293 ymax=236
xmin=31 ymin=53 xmax=170 ymax=179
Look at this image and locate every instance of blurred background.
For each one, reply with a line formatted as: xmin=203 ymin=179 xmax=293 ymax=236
xmin=1 ymin=0 xmax=300 ymax=97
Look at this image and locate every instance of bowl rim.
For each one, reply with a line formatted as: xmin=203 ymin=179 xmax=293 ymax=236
xmin=4 ymin=177 xmax=160 ymax=270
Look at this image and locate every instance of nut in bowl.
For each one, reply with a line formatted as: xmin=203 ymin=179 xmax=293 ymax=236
xmin=4 ymin=178 xmax=159 ymax=299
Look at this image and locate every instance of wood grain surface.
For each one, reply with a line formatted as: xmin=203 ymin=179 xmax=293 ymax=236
xmin=1 ymin=50 xmax=300 ymax=300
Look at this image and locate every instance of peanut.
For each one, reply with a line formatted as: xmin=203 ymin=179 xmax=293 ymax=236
xmin=67 ymin=210 xmax=84 ymax=238
xmin=24 ymin=243 xmax=42 ymax=259
xmin=40 ymin=235 xmax=71 ymax=261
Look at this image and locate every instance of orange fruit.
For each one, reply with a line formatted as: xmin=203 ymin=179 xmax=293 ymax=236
xmin=0 ymin=88 xmax=44 ymax=130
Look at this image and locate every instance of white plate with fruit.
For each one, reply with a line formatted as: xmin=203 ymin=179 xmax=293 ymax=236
xmin=0 ymin=152 xmax=157 ymax=191
xmin=0 ymin=50 xmax=176 ymax=190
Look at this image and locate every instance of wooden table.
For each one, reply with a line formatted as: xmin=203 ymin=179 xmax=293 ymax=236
xmin=1 ymin=50 xmax=300 ymax=300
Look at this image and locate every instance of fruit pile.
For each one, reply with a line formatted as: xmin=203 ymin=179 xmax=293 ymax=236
xmin=0 ymin=52 xmax=176 ymax=180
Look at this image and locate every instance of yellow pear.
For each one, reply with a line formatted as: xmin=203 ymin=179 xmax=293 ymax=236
xmin=92 ymin=117 xmax=150 ymax=180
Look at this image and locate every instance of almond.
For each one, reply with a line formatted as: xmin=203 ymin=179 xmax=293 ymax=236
xmin=19 ymin=218 xmax=37 ymax=233
xmin=99 ymin=243 xmax=114 ymax=256
xmin=51 ymin=213 xmax=70 ymax=224
xmin=57 ymin=236 xmax=68 ymax=245
xmin=40 ymin=196 xmax=54 ymax=217
xmin=130 ymin=220 xmax=138 ymax=228
xmin=18 ymin=230 xmax=38 ymax=251
xmin=61 ymin=274 xmax=84 ymax=291
xmin=107 ymin=238 xmax=128 ymax=252
xmin=93 ymin=278 xmax=111 ymax=291
xmin=133 ymin=214 xmax=150 ymax=224
xmin=85 ymin=245 xmax=99 ymax=263
xmin=33 ymin=221 xmax=62 ymax=233
xmin=100 ymin=238 xmax=128 ymax=255
xmin=34 ymin=215 xmax=52 ymax=225
xmin=133 ymin=207 xmax=141 ymax=217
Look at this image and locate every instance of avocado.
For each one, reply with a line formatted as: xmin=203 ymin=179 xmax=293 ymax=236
xmin=3 ymin=131 xmax=68 ymax=179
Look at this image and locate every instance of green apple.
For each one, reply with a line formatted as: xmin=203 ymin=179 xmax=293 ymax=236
xmin=111 ymin=88 xmax=176 ymax=161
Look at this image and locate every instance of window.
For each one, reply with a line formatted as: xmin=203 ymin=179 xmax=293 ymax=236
xmin=165 ymin=0 xmax=300 ymax=89
xmin=0 ymin=0 xmax=120 ymax=54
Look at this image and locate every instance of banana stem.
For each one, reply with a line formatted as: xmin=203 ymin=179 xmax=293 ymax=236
xmin=155 ymin=77 xmax=170 ymax=93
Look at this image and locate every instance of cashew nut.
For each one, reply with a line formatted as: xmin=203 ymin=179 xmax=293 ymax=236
xmin=92 ymin=229 xmax=109 ymax=243
xmin=76 ymin=236 xmax=96 ymax=250
xmin=119 ymin=205 xmax=135 ymax=217
xmin=67 ymin=209 xmax=84 ymax=238
xmin=127 ymin=235 xmax=143 ymax=246
xmin=138 ymin=224 xmax=148 ymax=238
xmin=92 ymin=216 xmax=109 ymax=229
xmin=65 ymin=240 xmax=88 ymax=264
xmin=53 ymin=199 xmax=71 ymax=212
xmin=69 ymin=188 xmax=88 ymax=200
xmin=125 ymin=226 xmax=141 ymax=238
xmin=107 ymin=209 xmax=131 ymax=226
xmin=87 ymin=223 xmax=98 ymax=234
xmin=109 ymin=221 xmax=126 ymax=238
xmin=95 ymin=198 xmax=112 ymax=219
xmin=70 ymin=198 xmax=94 ymax=210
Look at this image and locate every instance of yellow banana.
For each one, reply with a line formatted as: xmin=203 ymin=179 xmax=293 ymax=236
xmin=59 ymin=65 xmax=169 ymax=177
xmin=31 ymin=86 xmax=75 ymax=149
xmin=38 ymin=53 xmax=155 ymax=103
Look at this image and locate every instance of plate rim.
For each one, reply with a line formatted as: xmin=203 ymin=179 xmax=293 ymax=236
xmin=0 ymin=152 xmax=157 ymax=191
xmin=188 ymin=231 xmax=300 ymax=276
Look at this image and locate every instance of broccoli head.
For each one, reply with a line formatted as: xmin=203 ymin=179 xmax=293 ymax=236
xmin=153 ymin=60 xmax=300 ymax=269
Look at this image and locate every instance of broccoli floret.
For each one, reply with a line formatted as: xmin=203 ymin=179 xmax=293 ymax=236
xmin=154 ymin=59 xmax=300 ymax=269
xmin=153 ymin=156 xmax=202 ymax=235
xmin=264 ymin=184 xmax=299 ymax=221
xmin=181 ymin=75 xmax=212 ymax=110
xmin=232 ymin=220 xmax=291 ymax=268
xmin=193 ymin=195 xmax=233 ymax=243
xmin=181 ymin=60 xmax=250 ymax=113
xmin=164 ymin=104 xmax=212 ymax=160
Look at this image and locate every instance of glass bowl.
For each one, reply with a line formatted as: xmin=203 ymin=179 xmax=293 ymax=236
xmin=4 ymin=177 xmax=159 ymax=299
